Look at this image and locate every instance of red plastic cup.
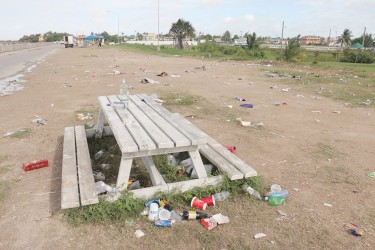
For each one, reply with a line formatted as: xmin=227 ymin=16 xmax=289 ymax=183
xmin=201 ymin=195 xmax=215 ymax=206
xmin=225 ymin=146 xmax=236 ymax=154
xmin=191 ymin=197 xmax=207 ymax=210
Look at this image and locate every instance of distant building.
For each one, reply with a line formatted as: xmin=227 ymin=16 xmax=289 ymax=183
xmin=300 ymin=36 xmax=321 ymax=45
xmin=327 ymin=37 xmax=340 ymax=47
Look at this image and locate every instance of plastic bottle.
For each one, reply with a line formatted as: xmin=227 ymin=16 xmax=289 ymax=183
xmin=265 ymin=189 xmax=289 ymax=199
xmin=213 ymin=191 xmax=230 ymax=202
xmin=170 ymin=210 xmax=182 ymax=222
xmin=94 ymin=149 xmax=106 ymax=160
xmin=167 ymin=154 xmax=177 ymax=167
xmin=95 ymin=181 xmax=115 ymax=194
xmin=119 ymin=79 xmax=129 ymax=108
xmin=243 ymin=184 xmax=262 ymax=200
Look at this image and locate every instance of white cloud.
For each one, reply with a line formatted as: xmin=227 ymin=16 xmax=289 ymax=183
xmin=244 ymin=15 xmax=255 ymax=22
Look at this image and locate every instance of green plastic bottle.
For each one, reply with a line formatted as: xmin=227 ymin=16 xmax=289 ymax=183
xmin=268 ymin=195 xmax=285 ymax=206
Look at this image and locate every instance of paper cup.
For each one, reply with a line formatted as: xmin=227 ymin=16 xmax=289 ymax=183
xmin=148 ymin=203 xmax=159 ymax=221
xmin=201 ymin=195 xmax=215 ymax=206
xmin=271 ymin=184 xmax=282 ymax=193
xmin=191 ymin=197 xmax=207 ymax=210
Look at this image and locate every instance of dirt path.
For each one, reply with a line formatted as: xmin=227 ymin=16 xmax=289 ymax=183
xmin=0 ymin=46 xmax=374 ymax=249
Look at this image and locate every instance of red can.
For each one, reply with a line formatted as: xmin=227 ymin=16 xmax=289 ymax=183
xmin=23 ymin=159 xmax=49 ymax=171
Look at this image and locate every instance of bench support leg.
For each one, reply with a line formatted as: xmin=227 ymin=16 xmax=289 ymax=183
xmin=188 ymin=149 xmax=207 ymax=178
xmin=116 ymin=157 xmax=133 ymax=191
xmin=95 ymin=109 xmax=105 ymax=139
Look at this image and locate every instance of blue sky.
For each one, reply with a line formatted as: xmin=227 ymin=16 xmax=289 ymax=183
xmin=1 ymin=0 xmax=374 ymax=40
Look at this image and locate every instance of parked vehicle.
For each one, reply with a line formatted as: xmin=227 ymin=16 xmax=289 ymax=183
xmin=63 ymin=36 xmax=74 ymax=48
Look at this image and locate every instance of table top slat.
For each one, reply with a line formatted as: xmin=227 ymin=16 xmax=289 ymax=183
xmin=136 ymin=94 xmax=206 ymax=145
xmin=129 ymin=95 xmax=191 ymax=147
xmin=98 ymin=96 xmax=138 ymax=152
xmin=107 ymin=95 xmax=156 ymax=151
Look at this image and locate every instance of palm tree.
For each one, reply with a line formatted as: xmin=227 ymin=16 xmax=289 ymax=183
xmin=169 ymin=19 xmax=195 ymax=49
xmin=338 ymin=29 xmax=352 ymax=49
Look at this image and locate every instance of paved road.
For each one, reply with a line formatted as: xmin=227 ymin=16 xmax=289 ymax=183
xmin=0 ymin=44 xmax=61 ymax=79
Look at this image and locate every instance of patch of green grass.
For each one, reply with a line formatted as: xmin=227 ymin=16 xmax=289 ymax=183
xmin=161 ymin=92 xmax=201 ymax=106
xmin=10 ymin=128 xmax=31 ymax=139
xmin=0 ymin=180 xmax=12 ymax=201
xmin=64 ymin=175 xmax=266 ymax=226
xmin=303 ymin=61 xmax=375 ymax=73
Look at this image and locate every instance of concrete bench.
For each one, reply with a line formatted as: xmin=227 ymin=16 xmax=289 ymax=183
xmin=61 ymin=126 xmax=98 ymax=209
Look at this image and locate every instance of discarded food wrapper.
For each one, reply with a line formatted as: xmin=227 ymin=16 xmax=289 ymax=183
xmin=254 ymin=233 xmax=267 ymax=239
xmin=135 ymin=230 xmax=145 ymax=238
xmin=344 ymin=223 xmax=363 ymax=236
xmin=281 ymin=88 xmax=291 ymax=92
xmin=201 ymin=217 xmax=218 ymax=230
xmin=368 ymin=171 xmax=375 ymax=177
xmin=23 ymin=159 xmax=49 ymax=171
xmin=93 ymin=171 xmax=105 ymax=181
xmin=211 ymin=213 xmax=229 ymax=224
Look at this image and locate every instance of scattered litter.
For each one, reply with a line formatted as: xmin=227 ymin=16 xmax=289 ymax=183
xmin=85 ymin=122 xmax=95 ymax=128
xmin=100 ymin=164 xmax=111 ymax=170
xmin=254 ymin=233 xmax=267 ymax=239
xmin=296 ymin=94 xmax=304 ymax=98
xmin=281 ymin=88 xmax=291 ymax=92
xmin=240 ymin=121 xmax=252 ymax=126
xmin=76 ymin=113 xmax=94 ymax=120
xmin=157 ymin=72 xmax=168 ymax=77
xmin=311 ymin=111 xmax=321 ymax=113
xmin=154 ymin=98 xmax=165 ymax=105
xmin=195 ymin=65 xmax=206 ymax=71
xmin=170 ymin=74 xmax=180 ymax=78
xmin=110 ymin=70 xmax=122 ymax=75
xmin=324 ymin=203 xmax=332 ymax=207
xmin=211 ymin=213 xmax=229 ymax=224
xmin=361 ymin=99 xmax=372 ymax=106
xmin=344 ymin=223 xmax=363 ymax=236
xmin=234 ymin=96 xmax=246 ymax=101
xmin=201 ymin=217 xmax=218 ymax=230
xmin=31 ymin=116 xmax=48 ymax=125
xmin=273 ymin=101 xmax=280 ymax=106
xmin=109 ymin=65 xmax=119 ymax=68
xmin=93 ymin=171 xmax=105 ymax=182
xmin=23 ymin=159 xmax=49 ymax=171
xmin=266 ymin=73 xmax=276 ymax=77
xmin=139 ymin=78 xmax=159 ymax=84
xmin=332 ymin=111 xmax=341 ymax=114
xmin=94 ymin=149 xmax=106 ymax=160
xmin=252 ymin=122 xmax=264 ymax=128
xmin=240 ymin=104 xmax=253 ymax=108
xmin=367 ymin=171 xmax=375 ymax=177
xmin=225 ymin=146 xmax=236 ymax=154
xmin=128 ymin=180 xmax=141 ymax=190
xmin=135 ymin=230 xmax=145 ymax=238
xmin=95 ymin=181 xmax=115 ymax=195
xmin=282 ymin=102 xmax=288 ymax=105
xmin=292 ymin=188 xmax=300 ymax=192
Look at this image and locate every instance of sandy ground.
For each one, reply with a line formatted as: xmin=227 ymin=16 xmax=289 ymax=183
xmin=0 ymin=46 xmax=374 ymax=249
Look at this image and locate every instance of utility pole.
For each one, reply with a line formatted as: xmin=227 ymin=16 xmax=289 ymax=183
xmin=362 ymin=27 xmax=366 ymax=50
xmin=328 ymin=29 xmax=331 ymax=46
xmin=280 ymin=21 xmax=284 ymax=59
xmin=157 ymin=0 xmax=160 ymax=51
